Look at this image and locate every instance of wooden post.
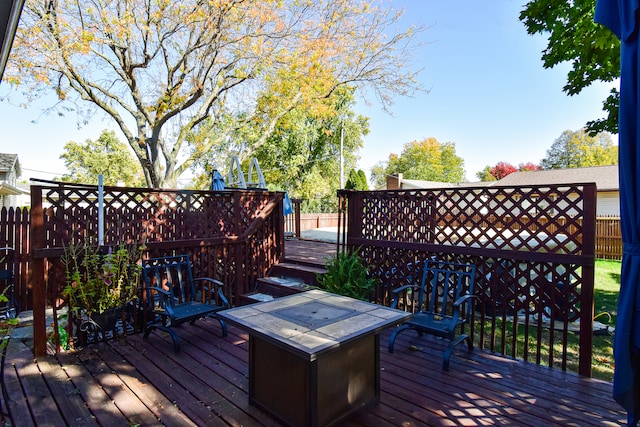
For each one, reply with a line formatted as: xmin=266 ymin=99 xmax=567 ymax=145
xmin=294 ymin=199 xmax=301 ymax=239
xmin=30 ymin=185 xmax=46 ymax=357
xmin=234 ymin=191 xmax=244 ymax=306
xmin=579 ymin=183 xmax=597 ymax=377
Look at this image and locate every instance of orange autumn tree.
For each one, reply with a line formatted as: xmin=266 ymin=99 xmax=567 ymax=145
xmin=6 ymin=0 xmax=423 ymax=188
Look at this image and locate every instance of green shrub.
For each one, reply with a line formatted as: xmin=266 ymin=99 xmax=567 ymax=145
xmin=316 ymin=250 xmax=375 ymax=301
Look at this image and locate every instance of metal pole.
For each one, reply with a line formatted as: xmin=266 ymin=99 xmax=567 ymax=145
xmin=98 ymin=174 xmax=104 ymax=246
xmin=340 ymin=120 xmax=344 ymax=189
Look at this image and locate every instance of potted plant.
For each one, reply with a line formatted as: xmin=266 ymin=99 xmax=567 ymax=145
xmin=61 ymin=242 xmax=143 ymax=337
xmin=316 ymin=249 xmax=376 ymax=301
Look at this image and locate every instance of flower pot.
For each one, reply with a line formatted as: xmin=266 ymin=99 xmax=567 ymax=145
xmin=91 ymin=306 xmax=125 ymax=331
xmin=76 ymin=305 xmax=130 ymax=345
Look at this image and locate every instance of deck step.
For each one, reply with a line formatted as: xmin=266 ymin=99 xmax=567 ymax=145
xmin=240 ymin=262 xmax=327 ymax=305
xmin=269 ymin=262 xmax=326 ymax=286
xmin=255 ymin=276 xmax=314 ymax=297
xmin=240 ymin=276 xmax=315 ymax=306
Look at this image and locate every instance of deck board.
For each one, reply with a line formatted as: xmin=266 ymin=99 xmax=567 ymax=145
xmin=0 ymin=239 xmax=626 ymax=426
xmin=37 ymin=355 xmax=97 ymax=426
xmin=2 ymin=318 xmax=626 ymax=426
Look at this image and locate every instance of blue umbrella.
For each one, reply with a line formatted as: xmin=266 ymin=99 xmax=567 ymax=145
xmin=596 ymin=2 xmax=640 ymax=425
xmin=283 ymin=192 xmax=293 ymax=216
xmin=211 ymin=170 xmax=226 ymax=191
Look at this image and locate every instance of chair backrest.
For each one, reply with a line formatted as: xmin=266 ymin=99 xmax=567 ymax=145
xmin=0 ymin=247 xmax=14 ymax=284
xmin=142 ymin=255 xmax=197 ymax=303
xmin=418 ymin=260 xmax=476 ymax=317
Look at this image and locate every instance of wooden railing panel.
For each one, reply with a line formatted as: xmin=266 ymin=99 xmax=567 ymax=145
xmin=338 ymin=183 xmax=597 ymax=377
xmin=26 ymin=181 xmax=285 ymax=355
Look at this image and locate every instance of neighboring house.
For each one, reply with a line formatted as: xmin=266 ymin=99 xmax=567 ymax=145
xmin=0 ymin=153 xmax=28 ymax=208
xmin=495 ymin=165 xmax=619 ymax=217
xmin=384 ymin=173 xmax=459 ymax=190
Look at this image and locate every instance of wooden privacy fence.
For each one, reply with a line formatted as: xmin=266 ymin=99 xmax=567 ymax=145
xmin=283 ymin=198 xmax=341 ymax=238
xmin=338 ymin=183 xmax=597 ymax=377
xmin=0 ymin=207 xmax=29 ymax=310
xmin=596 ymin=215 xmax=622 ymax=260
xmin=0 ymin=204 xmax=624 ymax=314
xmin=28 ymin=180 xmax=286 ymax=356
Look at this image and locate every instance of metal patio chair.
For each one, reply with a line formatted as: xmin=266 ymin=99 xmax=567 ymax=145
xmin=388 ymin=259 xmax=477 ymax=370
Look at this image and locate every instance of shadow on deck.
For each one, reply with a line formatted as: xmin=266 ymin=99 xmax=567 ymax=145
xmin=0 ymin=238 xmax=625 ymax=426
xmin=1 ymin=316 xmax=624 ymax=427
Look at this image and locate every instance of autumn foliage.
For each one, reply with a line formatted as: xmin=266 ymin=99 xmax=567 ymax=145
xmin=7 ymin=0 xmax=423 ymax=188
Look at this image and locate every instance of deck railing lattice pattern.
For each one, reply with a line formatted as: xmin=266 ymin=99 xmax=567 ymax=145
xmin=339 ymin=183 xmax=596 ymax=376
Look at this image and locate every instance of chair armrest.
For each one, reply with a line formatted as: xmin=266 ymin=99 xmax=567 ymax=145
xmin=142 ymin=285 xmax=171 ymax=298
xmin=390 ymin=285 xmax=421 ymax=309
xmin=195 ymin=277 xmax=230 ymax=309
xmin=453 ymin=293 xmax=477 ymax=308
xmin=141 ymin=286 xmax=176 ymax=317
xmin=448 ymin=294 xmax=478 ymax=331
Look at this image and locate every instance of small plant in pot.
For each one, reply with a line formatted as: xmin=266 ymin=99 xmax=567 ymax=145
xmin=316 ymin=249 xmax=376 ymax=301
xmin=62 ymin=241 xmax=143 ymax=341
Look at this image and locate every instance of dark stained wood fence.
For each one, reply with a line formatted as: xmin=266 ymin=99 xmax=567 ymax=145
xmin=283 ymin=198 xmax=302 ymax=238
xmin=0 ymin=207 xmax=29 ymax=311
xmin=0 ymin=203 xmax=624 ymax=315
xmin=0 ymin=186 xmax=620 ymax=366
xmin=27 ymin=180 xmax=286 ymax=356
xmin=338 ymin=183 xmax=597 ymax=377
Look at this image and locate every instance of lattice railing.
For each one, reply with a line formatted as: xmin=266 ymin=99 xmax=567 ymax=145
xmin=351 ymin=185 xmax=588 ymax=254
xmin=29 ymin=181 xmax=286 ymax=356
xmin=339 ymin=183 xmax=596 ymax=376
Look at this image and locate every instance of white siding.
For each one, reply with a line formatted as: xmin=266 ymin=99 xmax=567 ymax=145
xmin=597 ymin=191 xmax=620 ymax=217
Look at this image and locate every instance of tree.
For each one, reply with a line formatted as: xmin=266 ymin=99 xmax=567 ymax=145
xmin=541 ymin=129 xmax=617 ymax=169
xmin=370 ymin=161 xmax=388 ymax=188
xmin=476 ymin=166 xmax=497 ymax=182
xmin=518 ymin=162 xmax=542 ymax=172
xmin=345 ymin=169 xmax=368 ymax=190
xmin=476 ymin=161 xmax=542 ymax=181
xmin=7 ymin=0 xmax=423 ymax=188
xmin=490 ymin=162 xmax=518 ymax=180
xmin=520 ymin=1 xmax=620 ymax=134
xmin=383 ymin=138 xmax=465 ymax=183
xmin=189 ymin=85 xmax=369 ymax=209
xmin=476 ymin=162 xmax=542 ymax=181
xmin=357 ymin=170 xmax=369 ymax=191
xmin=60 ymin=129 xmax=143 ymax=186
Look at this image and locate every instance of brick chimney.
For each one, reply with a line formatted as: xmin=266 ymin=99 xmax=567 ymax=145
xmin=386 ymin=173 xmax=402 ymax=190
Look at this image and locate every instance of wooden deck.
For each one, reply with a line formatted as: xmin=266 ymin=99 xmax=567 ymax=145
xmin=0 ymin=238 xmax=626 ymax=426
xmin=283 ymin=238 xmax=338 ymax=265
xmin=1 ymin=316 xmax=624 ymax=427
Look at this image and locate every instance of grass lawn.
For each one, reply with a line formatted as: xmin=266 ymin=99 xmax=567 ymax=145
xmin=591 ymin=259 xmax=621 ymax=381
xmin=475 ymin=259 xmax=620 ymax=381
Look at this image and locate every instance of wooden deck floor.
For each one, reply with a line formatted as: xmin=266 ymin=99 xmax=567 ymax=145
xmin=283 ymin=238 xmax=337 ymax=265
xmin=0 ymin=239 xmax=626 ymax=426
xmin=1 ymin=316 xmax=624 ymax=427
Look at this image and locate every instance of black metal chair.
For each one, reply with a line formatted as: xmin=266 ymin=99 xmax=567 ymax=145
xmin=141 ymin=255 xmax=229 ymax=352
xmin=388 ymin=259 xmax=477 ymax=370
xmin=0 ymin=247 xmax=18 ymax=319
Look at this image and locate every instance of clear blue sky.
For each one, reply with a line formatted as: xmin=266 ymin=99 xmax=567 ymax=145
xmin=0 ymin=0 xmax=617 ymax=184
xmin=356 ymin=0 xmax=616 ymax=181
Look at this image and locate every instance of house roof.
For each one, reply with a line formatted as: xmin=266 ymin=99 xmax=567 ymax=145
xmin=0 ymin=153 xmax=20 ymax=177
xmin=494 ymin=165 xmax=619 ymax=191
xmin=400 ymin=179 xmax=457 ymax=189
xmin=0 ymin=182 xmax=25 ymax=196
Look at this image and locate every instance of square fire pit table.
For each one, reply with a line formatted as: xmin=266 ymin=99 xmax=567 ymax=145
xmin=218 ymin=289 xmax=411 ymax=427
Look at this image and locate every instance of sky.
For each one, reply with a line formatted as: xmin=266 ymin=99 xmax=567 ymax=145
xmin=0 ymin=0 xmax=617 ymax=184
xmin=356 ymin=0 xmax=616 ymax=182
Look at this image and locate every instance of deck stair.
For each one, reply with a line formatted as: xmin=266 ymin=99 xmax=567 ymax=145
xmin=239 ymin=260 xmax=327 ymax=305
